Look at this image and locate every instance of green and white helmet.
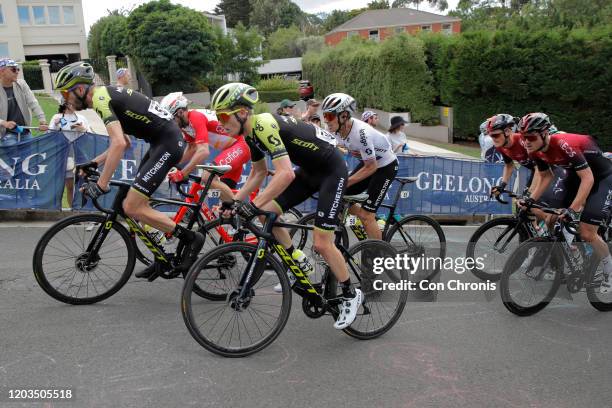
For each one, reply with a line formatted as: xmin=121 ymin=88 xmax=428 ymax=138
xmin=54 ymin=61 xmax=95 ymax=91
xmin=210 ymin=83 xmax=259 ymax=111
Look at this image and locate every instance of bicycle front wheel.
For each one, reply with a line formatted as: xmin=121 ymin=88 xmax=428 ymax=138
xmin=333 ymin=239 xmax=408 ymax=340
xmin=466 ymin=217 xmax=529 ymax=282
xmin=499 ymin=237 xmax=561 ymax=316
xmin=182 ymin=242 xmax=291 ymax=357
xmin=33 ymin=214 xmax=135 ymax=305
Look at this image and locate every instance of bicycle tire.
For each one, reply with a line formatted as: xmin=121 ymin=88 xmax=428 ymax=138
xmin=290 ymin=212 xmax=349 ymax=251
xmin=181 ymin=242 xmax=291 ymax=357
xmin=466 ymin=217 xmax=529 ymax=282
xmin=333 ymin=239 xmax=408 ymax=340
xmin=33 ymin=214 xmax=135 ymax=305
xmin=385 ymin=215 xmax=446 ymax=281
xmin=500 ymin=237 xmax=562 ymax=316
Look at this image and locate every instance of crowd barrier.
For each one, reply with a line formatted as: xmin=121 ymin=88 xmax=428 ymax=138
xmin=0 ymin=132 xmax=518 ymax=215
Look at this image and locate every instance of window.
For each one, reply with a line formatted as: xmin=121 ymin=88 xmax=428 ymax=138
xmin=347 ymin=31 xmax=359 ymax=38
xmin=18 ymin=6 xmax=30 ymax=25
xmin=421 ymin=25 xmax=432 ymax=32
xmin=33 ymin=6 xmax=46 ymax=25
xmin=369 ymin=29 xmax=379 ymax=42
xmin=0 ymin=5 xmax=4 ymax=25
xmin=48 ymin=6 xmax=61 ymax=24
xmin=0 ymin=43 xmax=8 ymax=58
xmin=442 ymin=23 xmax=452 ymax=35
xmin=395 ymin=26 xmax=405 ymax=34
xmin=63 ymin=6 xmax=75 ymax=24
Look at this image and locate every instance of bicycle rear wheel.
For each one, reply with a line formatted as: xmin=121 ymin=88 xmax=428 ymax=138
xmin=385 ymin=215 xmax=445 ymax=281
xmin=500 ymin=237 xmax=562 ymax=316
xmin=182 ymin=242 xmax=291 ymax=357
xmin=331 ymin=239 xmax=408 ymax=340
xmin=466 ymin=217 xmax=529 ymax=282
xmin=33 ymin=214 xmax=135 ymax=305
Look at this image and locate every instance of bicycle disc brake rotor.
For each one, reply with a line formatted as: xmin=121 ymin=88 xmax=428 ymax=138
xmin=75 ymin=253 xmax=100 ymax=272
xmin=228 ymin=288 xmax=255 ymax=311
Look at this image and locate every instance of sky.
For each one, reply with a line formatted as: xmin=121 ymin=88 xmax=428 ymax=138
xmin=82 ymin=0 xmax=460 ymax=34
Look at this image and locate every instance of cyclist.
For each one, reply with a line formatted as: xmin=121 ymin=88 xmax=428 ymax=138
xmin=322 ymin=93 xmax=398 ymax=241
xmin=519 ymin=112 xmax=612 ymax=292
xmin=53 ymin=62 xmax=204 ymax=274
xmin=488 ymin=113 xmax=572 ymax=226
xmin=211 ymin=82 xmax=362 ymax=330
xmin=160 ymin=92 xmax=250 ymax=199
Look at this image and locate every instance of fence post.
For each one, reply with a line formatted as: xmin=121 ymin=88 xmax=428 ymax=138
xmin=106 ymin=55 xmax=117 ymax=86
xmin=38 ymin=59 xmax=52 ymax=94
xmin=126 ymin=56 xmax=139 ymax=90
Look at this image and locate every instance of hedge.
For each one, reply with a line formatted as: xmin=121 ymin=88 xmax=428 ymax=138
xmin=22 ymin=64 xmax=44 ymax=90
xmin=303 ymin=35 xmax=438 ymax=123
xmin=258 ymin=89 xmax=300 ymax=103
xmin=423 ymin=28 xmax=612 ymax=149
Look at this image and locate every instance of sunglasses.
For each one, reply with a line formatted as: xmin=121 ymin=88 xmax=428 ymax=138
xmin=521 ymin=133 xmax=541 ymax=142
xmin=323 ymin=112 xmax=337 ymax=122
xmin=489 ymin=132 xmax=505 ymax=139
xmin=9 ymin=67 xmax=20 ymax=73
xmin=216 ymin=108 xmax=242 ymax=123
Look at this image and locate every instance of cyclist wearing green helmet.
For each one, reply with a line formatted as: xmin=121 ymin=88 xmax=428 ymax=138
xmin=54 ymin=61 xmax=204 ymax=275
xmin=212 ymin=82 xmax=363 ymax=330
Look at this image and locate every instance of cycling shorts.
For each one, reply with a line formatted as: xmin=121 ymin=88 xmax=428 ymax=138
xmin=213 ymin=137 xmax=250 ymax=188
xmin=274 ymin=149 xmax=348 ymax=231
xmin=539 ymin=168 xmax=578 ymax=210
xmin=345 ymin=159 xmax=399 ymax=212
xmin=132 ymin=125 xmax=185 ymax=197
xmin=581 ymin=172 xmax=612 ymax=226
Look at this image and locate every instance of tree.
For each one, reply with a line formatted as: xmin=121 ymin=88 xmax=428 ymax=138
xmin=249 ymin=0 xmax=306 ymax=36
xmin=391 ymin=0 xmax=449 ymax=11
xmin=321 ymin=9 xmax=364 ymax=33
xmin=126 ymin=0 xmax=220 ymax=94
xmin=214 ymin=0 xmax=252 ymax=28
xmin=264 ymin=26 xmax=303 ymax=59
xmin=88 ymin=11 xmax=128 ymax=60
xmin=368 ymin=0 xmax=391 ymax=9
xmin=213 ymin=22 xmax=264 ymax=85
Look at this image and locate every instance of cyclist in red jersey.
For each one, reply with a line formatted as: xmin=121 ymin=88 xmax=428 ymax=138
xmin=160 ymin=92 xmax=251 ymax=200
xmin=519 ymin=112 xmax=612 ymax=292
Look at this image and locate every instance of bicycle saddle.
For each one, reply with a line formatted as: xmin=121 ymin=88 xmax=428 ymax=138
xmin=196 ymin=164 xmax=232 ymax=175
xmin=395 ymin=176 xmax=418 ymax=184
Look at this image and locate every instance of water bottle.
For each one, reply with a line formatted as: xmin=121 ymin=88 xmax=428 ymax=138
xmin=401 ymin=143 xmax=409 ymax=153
xmin=292 ymin=248 xmax=314 ymax=286
xmin=143 ymin=224 xmax=167 ymax=245
xmin=376 ymin=217 xmax=386 ymax=231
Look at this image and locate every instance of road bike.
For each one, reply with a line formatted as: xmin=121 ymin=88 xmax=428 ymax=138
xmin=181 ymin=195 xmax=409 ymax=357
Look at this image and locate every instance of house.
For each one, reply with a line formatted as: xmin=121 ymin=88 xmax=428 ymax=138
xmin=325 ymin=8 xmax=461 ymax=46
xmin=258 ymin=57 xmax=302 ymax=80
xmin=0 ymin=0 xmax=88 ymax=66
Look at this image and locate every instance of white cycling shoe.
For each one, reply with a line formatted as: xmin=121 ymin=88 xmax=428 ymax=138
xmin=334 ymin=289 xmax=363 ymax=330
xmin=601 ymin=273 xmax=612 ymax=294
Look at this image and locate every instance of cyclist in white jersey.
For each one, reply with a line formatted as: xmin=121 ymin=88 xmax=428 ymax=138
xmin=322 ymin=93 xmax=399 ymax=240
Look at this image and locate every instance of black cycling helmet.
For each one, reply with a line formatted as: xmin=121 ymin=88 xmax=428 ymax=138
xmin=487 ymin=113 xmax=516 ymax=133
xmin=518 ymin=112 xmax=552 ymax=134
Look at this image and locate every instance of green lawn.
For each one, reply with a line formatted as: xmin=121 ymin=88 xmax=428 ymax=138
xmin=31 ymin=93 xmax=59 ymax=135
xmin=416 ymin=139 xmax=482 ymax=159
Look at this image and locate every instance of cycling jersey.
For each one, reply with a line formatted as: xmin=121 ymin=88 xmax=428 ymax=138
xmin=345 ymin=159 xmax=399 ymax=212
xmin=213 ymin=137 xmax=250 ymax=188
xmin=336 ymin=118 xmax=396 ymax=168
xmin=247 ymin=113 xmax=347 ymax=231
xmin=532 ymin=133 xmax=612 ymax=176
xmin=92 ymin=86 xmax=174 ymax=142
xmin=182 ymin=109 xmax=242 ymax=150
xmin=497 ymin=133 xmax=535 ymax=169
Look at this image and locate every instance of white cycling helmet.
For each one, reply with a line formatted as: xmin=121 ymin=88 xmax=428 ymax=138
xmin=160 ymin=92 xmax=189 ymax=116
xmin=321 ymin=93 xmax=357 ymax=115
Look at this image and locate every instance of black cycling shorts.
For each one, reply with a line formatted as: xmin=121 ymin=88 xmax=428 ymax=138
xmin=274 ymin=149 xmax=348 ymax=231
xmin=581 ymin=172 xmax=612 ymax=226
xmin=345 ymin=159 xmax=399 ymax=213
xmin=132 ymin=125 xmax=185 ymax=197
xmin=539 ymin=167 xmax=578 ymax=210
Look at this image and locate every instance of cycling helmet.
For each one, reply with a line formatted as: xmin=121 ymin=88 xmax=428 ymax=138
xmin=518 ymin=112 xmax=552 ymax=134
xmin=54 ymin=61 xmax=95 ymax=91
xmin=487 ymin=113 xmax=516 ymax=133
xmin=321 ymin=93 xmax=357 ymax=115
xmin=479 ymin=120 xmax=489 ymax=135
xmin=160 ymin=92 xmax=189 ymax=116
xmin=210 ymin=83 xmax=259 ymax=111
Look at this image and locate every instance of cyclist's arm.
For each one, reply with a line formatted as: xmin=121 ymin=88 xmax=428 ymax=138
xmin=181 ymin=143 xmax=209 ymax=176
xmin=97 ymin=121 xmax=128 ymax=190
xmin=570 ymin=167 xmax=594 ymax=212
xmin=529 ymin=159 xmax=554 ymax=201
xmin=236 ymin=159 xmax=267 ymax=202
xmin=501 ymin=162 xmax=514 ymax=185
xmin=252 ymin=156 xmax=294 ymax=208
xmin=528 ymin=168 xmax=541 ymax=194
xmin=347 ymin=159 xmax=376 ymax=187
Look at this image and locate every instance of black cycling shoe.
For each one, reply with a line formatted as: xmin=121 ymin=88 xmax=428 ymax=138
xmin=178 ymin=231 xmax=205 ymax=271
xmin=135 ymin=263 xmax=157 ymax=279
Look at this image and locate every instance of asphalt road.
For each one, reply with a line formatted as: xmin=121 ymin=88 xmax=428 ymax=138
xmin=1 ymin=223 xmax=611 ymax=408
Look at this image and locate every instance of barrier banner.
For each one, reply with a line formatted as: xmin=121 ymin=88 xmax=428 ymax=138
xmin=1 ymin=132 xmax=516 ymax=215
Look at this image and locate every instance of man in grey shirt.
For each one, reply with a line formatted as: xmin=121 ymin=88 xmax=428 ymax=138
xmin=0 ymin=58 xmax=48 ymax=143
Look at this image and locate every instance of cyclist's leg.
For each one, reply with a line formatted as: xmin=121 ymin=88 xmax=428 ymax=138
xmin=580 ymin=173 xmax=612 ymax=259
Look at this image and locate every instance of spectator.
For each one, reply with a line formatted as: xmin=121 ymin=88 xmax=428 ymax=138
xmin=386 ymin=116 xmax=409 ymax=154
xmin=116 ymin=68 xmax=131 ymax=88
xmin=310 ymin=114 xmax=321 ymax=127
xmin=0 ymin=58 xmax=48 ymax=144
xmin=49 ymin=98 xmax=92 ymax=210
xmin=301 ymin=99 xmax=320 ymax=122
xmin=279 ymin=99 xmax=297 ymax=117
xmin=361 ymin=111 xmax=379 ymax=128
